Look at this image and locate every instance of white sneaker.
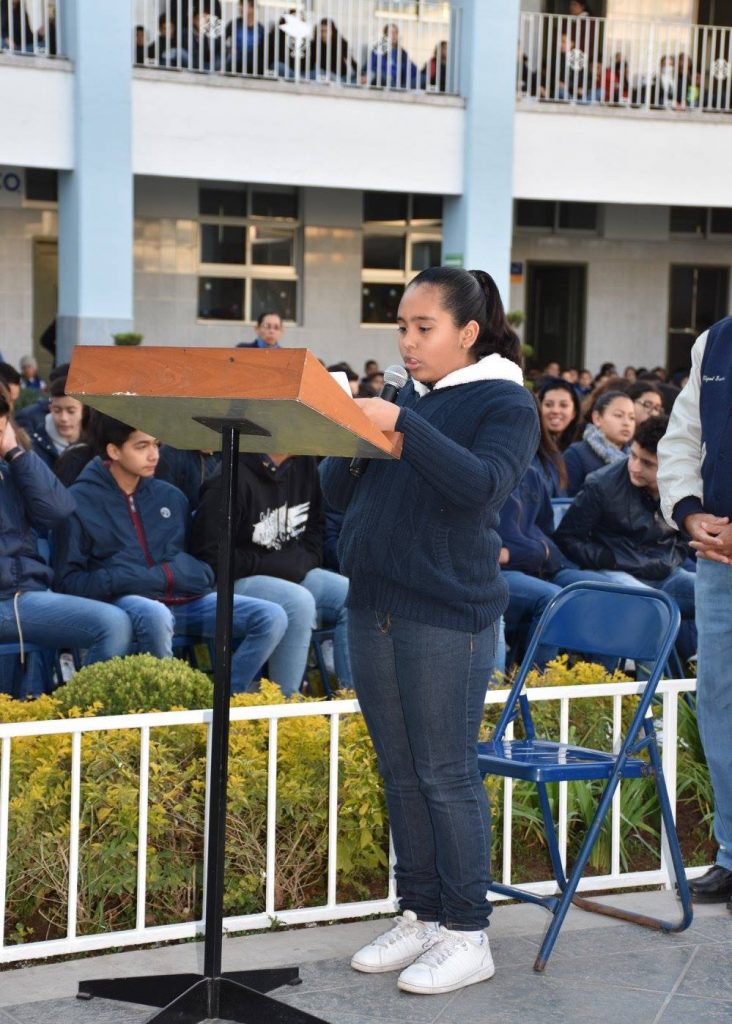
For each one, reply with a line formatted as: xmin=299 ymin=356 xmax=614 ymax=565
xmin=397 ymin=927 xmax=495 ymax=995
xmin=350 ymin=911 xmax=439 ymax=973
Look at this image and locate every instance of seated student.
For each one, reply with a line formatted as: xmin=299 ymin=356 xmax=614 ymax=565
xmin=310 ymin=17 xmax=357 ymax=83
xmin=564 ymin=389 xmax=635 ymax=496
xmin=191 ymin=451 xmax=351 ymax=697
xmin=52 ymin=418 xmax=287 ymax=692
xmin=0 ymin=362 xmax=21 ymax=407
xmin=225 ymin=0 xmax=264 ymax=74
xmin=421 ymin=40 xmax=448 ymax=91
xmin=16 ymin=363 xmax=70 ymax=433
xmin=555 ymin=415 xmax=696 ymax=661
xmin=362 ymin=23 xmax=417 ymax=88
xmin=532 ymin=377 xmax=580 ymax=496
xmin=28 ymin=377 xmax=84 ymax=469
xmin=155 ymin=444 xmax=221 ymax=513
xmin=19 ymin=355 xmax=44 ymax=391
xmin=148 ymin=11 xmax=189 ymax=68
xmin=499 ymin=463 xmax=610 ymax=668
xmin=0 ymin=391 xmax=132 ymax=683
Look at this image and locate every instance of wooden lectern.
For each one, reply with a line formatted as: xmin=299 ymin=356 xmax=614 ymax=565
xmin=67 ymin=347 xmax=399 ymax=1024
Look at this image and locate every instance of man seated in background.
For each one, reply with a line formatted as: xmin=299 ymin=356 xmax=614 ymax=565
xmin=555 ymin=415 xmax=696 ymax=662
xmin=0 ymin=390 xmax=132 ymax=689
xmin=192 ymin=450 xmax=351 ymax=697
xmin=52 ymin=417 xmax=287 ymax=693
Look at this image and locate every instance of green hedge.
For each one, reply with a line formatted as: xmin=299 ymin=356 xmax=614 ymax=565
xmin=0 ymin=654 xmax=712 ymax=946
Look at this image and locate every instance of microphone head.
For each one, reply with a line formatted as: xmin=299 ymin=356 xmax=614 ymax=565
xmin=383 ymin=364 xmax=409 ymax=391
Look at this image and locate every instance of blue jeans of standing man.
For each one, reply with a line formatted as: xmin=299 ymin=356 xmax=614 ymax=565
xmin=0 ymin=590 xmax=133 ymax=692
xmin=233 ymin=568 xmax=351 ymax=696
xmin=694 ymin=559 xmax=732 ymax=871
xmin=348 ymin=607 xmax=497 ymax=930
xmin=114 ymin=593 xmax=287 ymax=694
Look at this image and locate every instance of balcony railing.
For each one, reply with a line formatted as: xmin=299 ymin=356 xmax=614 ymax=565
xmin=132 ymin=0 xmax=460 ymax=95
xmin=518 ymin=12 xmax=732 ymax=115
xmin=0 ymin=0 xmax=62 ymax=57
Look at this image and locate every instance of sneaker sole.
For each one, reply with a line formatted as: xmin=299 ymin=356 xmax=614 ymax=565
xmin=397 ymin=964 xmax=495 ymax=995
xmin=351 ymin=954 xmax=422 ymax=974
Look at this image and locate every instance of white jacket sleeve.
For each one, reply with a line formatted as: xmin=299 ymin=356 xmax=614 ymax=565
xmin=657 ymin=331 xmax=707 ymax=530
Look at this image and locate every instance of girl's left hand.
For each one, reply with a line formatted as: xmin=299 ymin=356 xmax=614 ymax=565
xmin=355 ymin=397 xmax=401 ymax=433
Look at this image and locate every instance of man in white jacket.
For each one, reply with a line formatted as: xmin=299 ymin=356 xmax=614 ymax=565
xmin=657 ymin=320 xmax=732 ymax=911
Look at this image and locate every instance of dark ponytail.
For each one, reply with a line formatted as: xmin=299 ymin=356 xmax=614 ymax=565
xmin=407 ymin=266 xmax=521 ymax=367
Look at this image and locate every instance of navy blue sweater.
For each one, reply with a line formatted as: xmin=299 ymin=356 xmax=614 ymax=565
xmin=320 ymin=377 xmax=539 ymax=633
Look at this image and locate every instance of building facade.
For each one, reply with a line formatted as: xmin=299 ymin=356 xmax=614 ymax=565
xmin=1 ymin=0 xmax=731 ymax=378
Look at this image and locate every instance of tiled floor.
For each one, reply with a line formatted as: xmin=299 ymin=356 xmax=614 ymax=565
xmin=0 ymin=893 xmax=729 ymax=1024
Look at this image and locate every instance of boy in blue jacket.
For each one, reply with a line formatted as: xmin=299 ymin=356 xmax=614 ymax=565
xmin=0 ymin=399 xmax=132 ymax=685
xmin=52 ymin=417 xmax=287 ymax=692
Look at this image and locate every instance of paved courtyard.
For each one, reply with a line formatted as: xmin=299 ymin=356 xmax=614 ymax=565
xmin=0 ymin=892 xmax=729 ymax=1024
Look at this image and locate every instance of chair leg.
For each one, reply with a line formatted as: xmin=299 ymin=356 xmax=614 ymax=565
xmin=311 ymin=637 xmax=334 ymax=699
xmin=571 ymin=741 xmax=693 ymax=935
xmin=536 ymin=781 xmax=568 ymax=890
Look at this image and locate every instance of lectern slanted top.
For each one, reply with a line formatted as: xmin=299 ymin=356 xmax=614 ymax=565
xmin=66 ymin=346 xmax=399 ymax=459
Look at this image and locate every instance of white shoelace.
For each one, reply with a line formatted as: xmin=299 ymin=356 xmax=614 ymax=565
xmin=414 ymin=928 xmax=476 ymax=967
xmin=374 ymin=915 xmax=433 ymax=948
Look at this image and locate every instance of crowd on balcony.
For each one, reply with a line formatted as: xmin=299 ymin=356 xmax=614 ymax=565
xmin=135 ymin=1 xmax=451 ymax=91
xmin=0 ymin=0 xmax=56 ymax=54
xmin=0 ymin=318 xmax=701 ymax=698
xmin=520 ymin=1 xmax=729 ymax=110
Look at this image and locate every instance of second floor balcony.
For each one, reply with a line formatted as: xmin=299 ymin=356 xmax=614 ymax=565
xmin=132 ymin=0 xmax=461 ymax=97
xmin=518 ymin=11 xmax=732 ymax=117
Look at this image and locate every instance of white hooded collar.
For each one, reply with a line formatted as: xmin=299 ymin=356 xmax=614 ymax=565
xmin=411 ymin=353 xmax=524 ymax=397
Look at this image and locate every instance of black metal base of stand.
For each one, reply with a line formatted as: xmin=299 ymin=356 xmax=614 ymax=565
xmin=77 ymin=969 xmax=325 ymax=1023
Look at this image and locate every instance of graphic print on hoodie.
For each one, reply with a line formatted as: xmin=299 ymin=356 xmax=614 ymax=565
xmin=191 ymin=454 xmax=324 ymax=585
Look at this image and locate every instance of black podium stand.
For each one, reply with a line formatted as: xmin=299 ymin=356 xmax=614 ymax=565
xmin=67 ymin=348 xmax=397 ymax=1024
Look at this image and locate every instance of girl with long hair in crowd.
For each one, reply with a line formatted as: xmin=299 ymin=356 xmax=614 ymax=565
xmin=321 ymin=267 xmax=538 ymax=996
xmin=564 ymin=389 xmax=635 ymax=495
xmin=532 ymin=377 xmax=581 ymax=496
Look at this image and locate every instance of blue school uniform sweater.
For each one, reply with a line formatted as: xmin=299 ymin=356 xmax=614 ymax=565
xmin=321 ymin=359 xmax=539 ymax=634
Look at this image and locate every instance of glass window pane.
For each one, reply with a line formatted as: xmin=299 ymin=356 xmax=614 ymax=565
xmin=363 ymin=235 xmax=406 ymax=271
xmin=251 ymin=188 xmax=298 ymax=219
xmin=411 ymin=194 xmax=443 ymax=223
xmin=361 ymin=283 xmax=402 ymax=323
xmin=411 ymin=239 xmax=442 ymax=272
xmin=670 ymin=206 xmax=706 ymax=235
xmin=515 ymin=200 xmax=555 ymax=229
xmin=669 ymin=267 xmax=695 ymax=329
xmin=200 ymin=224 xmax=246 ymax=264
xmin=363 ymin=192 xmax=409 ymax=223
xmin=251 ymin=226 xmax=295 ymax=266
xmin=710 ymin=208 xmax=732 ymax=234
xmin=251 ymin=279 xmax=297 ymax=322
xmin=25 ymin=168 xmax=57 ymax=202
xmin=558 ymin=202 xmax=597 ymax=230
xmin=198 ymin=277 xmax=244 ymax=320
xmin=199 ymin=188 xmax=248 ymax=217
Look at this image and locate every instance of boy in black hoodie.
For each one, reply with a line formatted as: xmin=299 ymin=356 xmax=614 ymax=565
xmin=192 ymin=452 xmax=351 ymax=696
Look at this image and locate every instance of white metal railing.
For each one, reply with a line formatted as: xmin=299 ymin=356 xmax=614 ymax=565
xmin=132 ymin=0 xmax=460 ymax=95
xmin=518 ymin=12 xmax=732 ymax=115
xmin=0 ymin=0 xmax=62 ymax=57
xmin=0 ymin=677 xmax=706 ymax=965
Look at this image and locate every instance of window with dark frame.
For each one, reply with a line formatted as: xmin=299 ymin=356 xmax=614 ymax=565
xmin=361 ymin=192 xmax=443 ymax=324
xmin=197 ymin=184 xmax=300 ymax=323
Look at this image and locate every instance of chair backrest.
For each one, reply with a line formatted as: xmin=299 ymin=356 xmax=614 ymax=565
xmin=493 ymin=582 xmax=680 ymax=742
xmin=550 ymin=497 xmax=573 ymax=529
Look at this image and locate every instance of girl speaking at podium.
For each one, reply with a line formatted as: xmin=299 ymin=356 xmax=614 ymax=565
xmin=320 ymin=267 xmax=539 ymax=996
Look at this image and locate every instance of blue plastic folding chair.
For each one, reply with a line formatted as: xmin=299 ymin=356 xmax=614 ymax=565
xmin=478 ymin=581 xmax=693 ymax=971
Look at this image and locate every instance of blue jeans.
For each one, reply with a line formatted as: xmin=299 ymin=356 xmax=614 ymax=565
xmin=348 ymin=607 xmax=497 ymax=930
xmin=0 ymin=590 xmax=133 ymax=691
xmin=114 ymin=593 xmax=287 ymax=695
xmin=694 ymin=559 xmax=732 ymax=871
xmin=233 ymin=569 xmax=351 ymax=696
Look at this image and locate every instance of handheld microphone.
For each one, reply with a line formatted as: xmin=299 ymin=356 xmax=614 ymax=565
xmin=350 ymin=364 xmax=410 ymax=478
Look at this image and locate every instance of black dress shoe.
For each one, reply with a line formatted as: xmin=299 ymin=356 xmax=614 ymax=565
xmin=687 ymin=864 xmax=732 ymax=903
